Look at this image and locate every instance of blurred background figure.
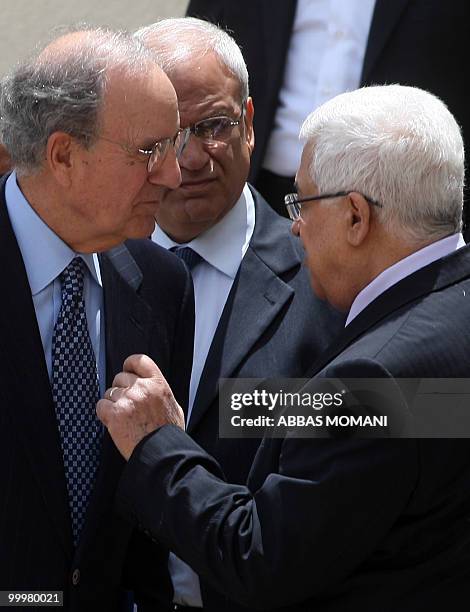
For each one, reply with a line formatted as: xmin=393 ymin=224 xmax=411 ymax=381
xmin=187 ymin=0 xmax=470 ymax=238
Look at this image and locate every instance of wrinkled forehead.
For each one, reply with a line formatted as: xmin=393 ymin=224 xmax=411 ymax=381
xmin=168 ymin=53 xmax=243 ymax=117
xmin=100 ymin=65 xmax=179 ymax=137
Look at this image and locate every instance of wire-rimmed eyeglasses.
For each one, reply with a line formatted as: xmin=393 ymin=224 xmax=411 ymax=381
xmin=98 ymin=128 xmax=190 ymax=173
xmin=284 ymin=191 xmax=382 ymax=222
xmin=180 ymin=106 xmax=245 ymax=147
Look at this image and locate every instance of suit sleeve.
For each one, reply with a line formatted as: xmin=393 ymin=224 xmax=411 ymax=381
xmin=116 ymin=360 xmax=419 ymax=609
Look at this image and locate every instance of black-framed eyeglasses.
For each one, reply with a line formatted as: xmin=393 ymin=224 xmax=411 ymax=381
xmin=180 ymin=106 xmax=245 ymax=147
xmin=284 ymin=191 xmax=382 ymax=222
xmin=98 ymin=128 xmax=190 ymax=173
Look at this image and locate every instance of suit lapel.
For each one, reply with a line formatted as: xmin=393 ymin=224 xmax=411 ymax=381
xmin=1 ymin=177 xmax=155 ymax=556
xmin=0 ymin=178 xmax=73 ymax=558
xmin=80 ymin=245 xmax=153 ymax=539
xmin=307 ymin=245 xmax=470 ymax=377
xmin=188 ymin=191 xmax=301 ymax=433
xmin=361 ymin=0 xmax=410 ymax=83
xmin=99 ymin=245 xmax=152 ymax=383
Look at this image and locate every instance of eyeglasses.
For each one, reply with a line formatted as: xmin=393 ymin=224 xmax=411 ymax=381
xmin=180 ymin=107 xmax=245 ymax=147
xmin=284 ymin=191 xmax=382 ymax=222
xmin=98 ymin=128 xmax=190 ymax=173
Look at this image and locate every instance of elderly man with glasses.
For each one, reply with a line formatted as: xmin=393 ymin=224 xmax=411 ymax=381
xmin=0 ymin=27 xmax=194 ymax=611
xmin=100 ymin=84 xmax=470 ymax=612
xmin=130 ymin=16 xmax=344 ymax=612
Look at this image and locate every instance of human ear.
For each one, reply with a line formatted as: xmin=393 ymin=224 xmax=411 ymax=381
xmin=346 ymin=192 xmax=371 ymax=247
xmin=46 ymin=131 xmax=76 ymax=187
xmin=244 ymin=97 xmax=255 ymax=154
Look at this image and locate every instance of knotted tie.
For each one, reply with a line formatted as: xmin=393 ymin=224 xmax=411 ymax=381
xmin=51 ymin=257 xmax=102 ymax=546
xmin=171 ymin=246 xmax=203 ymax=272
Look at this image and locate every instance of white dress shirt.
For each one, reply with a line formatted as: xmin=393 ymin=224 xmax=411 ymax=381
xmin=263 ymin=0 xmax=376 ymax=176
xmin=153 ymin=183 xmax=255 ymax=419
xmin=346 ymin=233 xmax=466 ymax=326
xmin=152 ymin=183 xmax=255 ymax=607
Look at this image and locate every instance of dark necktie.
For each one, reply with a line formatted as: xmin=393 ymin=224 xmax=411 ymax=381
xmin=51 ymin=257 xmax=102 ymax=546
xmin=171 ymin=246 xmax=203 ymax=272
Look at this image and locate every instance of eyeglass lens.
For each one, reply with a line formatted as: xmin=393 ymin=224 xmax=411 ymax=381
xmin=284 ymin=193 xmax=301 ymax=221
xmin=286 ymin=203 xmax=301 ymax=221
xmin=193 ymin=117 xmax=238 ymax=142
xmin=148 ymin=131 xmax=188 ymax=173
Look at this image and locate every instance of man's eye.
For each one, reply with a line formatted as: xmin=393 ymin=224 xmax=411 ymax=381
xmin=195 ymin=120 xmax=217 ymax=139
xmin=195 ymin=118 xmax=232 ymax=139
xmin=211 ymin=118 xmax=232 ymax=137
xmin=136 ymin=142 xmax=155 ymax=155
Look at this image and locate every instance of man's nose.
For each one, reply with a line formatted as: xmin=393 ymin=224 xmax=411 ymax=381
xmin=178 ymin=133 xmax=212 ymax=172
xmin=147 ymin=148 xmax=182 ymax=189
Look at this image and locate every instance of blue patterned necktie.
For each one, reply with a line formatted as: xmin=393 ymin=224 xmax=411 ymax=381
xmin=171 ymin=246 xmax=203 ymax=272
xmin=52 ymin=257 xmax=102 ymax=546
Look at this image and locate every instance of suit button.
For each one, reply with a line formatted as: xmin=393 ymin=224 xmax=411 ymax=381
xmin=72 ymin=568 xmax=80 ymax=586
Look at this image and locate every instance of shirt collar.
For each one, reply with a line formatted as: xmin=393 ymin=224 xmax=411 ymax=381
xmin=153 ymin=183 xmax=255 ymax=278
xmin=5 ymin=172 xmax=102 ymax=295
xmin=346 ymin=232 xmax=466 ymax=326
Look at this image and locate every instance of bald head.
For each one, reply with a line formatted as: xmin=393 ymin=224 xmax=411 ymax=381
xmin=37 ymin=29 xmax=103 ymax=61
xmin=0 ymin=27 xmax=168 ymax=175
xmin=37 ymin=28 xmax=157 ymax=75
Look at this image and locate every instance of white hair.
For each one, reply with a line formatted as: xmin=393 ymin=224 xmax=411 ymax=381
xmin=134 ymin=17 xmax=249 ymax=103
xmin=300 ymin=85 xmax=465 ymax=243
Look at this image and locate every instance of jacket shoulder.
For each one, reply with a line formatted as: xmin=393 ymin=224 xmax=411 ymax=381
xmin=124 ymin=238 xmax=188 ymax=285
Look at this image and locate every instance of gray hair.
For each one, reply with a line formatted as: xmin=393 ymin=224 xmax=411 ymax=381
xmin=300 ymin=85 xmax=465 ymax=243
xmin=0 ymin=27 xmax=155 ymax=175
xmin=134 ymin=17 xmax=249 ymax=103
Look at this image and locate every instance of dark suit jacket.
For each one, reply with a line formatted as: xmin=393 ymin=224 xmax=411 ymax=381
xmin=172 ymin=187 xmax=343 ymax=610
xmin=117 ymin=244 xmax=470 ymax=611
xmin=189 ymin=187 xmax=344 ymax=477
xmin=186 ymin=0 xmax=470 ymax=230
xmin=0 ymin=175 xmax=194 ymax=611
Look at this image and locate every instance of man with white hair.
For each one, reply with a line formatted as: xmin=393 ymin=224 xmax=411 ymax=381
xmin=132 ymin=17 xmax=343 ymax=610
xmin=0 ymin=27 xmax=193 ymax=611
xmin=99 ymin=85 xmax=470 ymax=611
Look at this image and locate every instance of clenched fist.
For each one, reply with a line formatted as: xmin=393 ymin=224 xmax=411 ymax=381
xmin=97 ymin=354 xmax=185 ymax=460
